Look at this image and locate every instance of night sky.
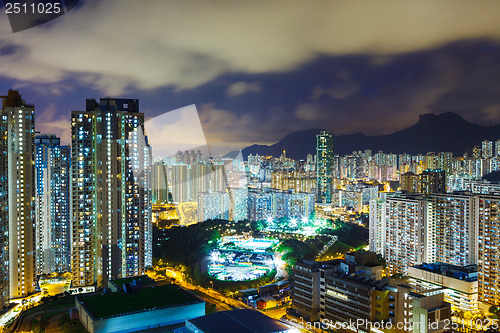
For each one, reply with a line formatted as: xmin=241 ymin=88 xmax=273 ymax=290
xmin=2 ymin=0 xmax=500 ymax=153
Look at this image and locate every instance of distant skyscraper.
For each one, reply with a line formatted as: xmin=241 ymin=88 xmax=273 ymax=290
xmin=315 ymin=131 xmax=333 ymax=204
xmin=472 ymin=145 xmax=481 ymax=159
xmin=0 ymin=90 xmax=36 ymax=303
xmin=399 ymin=172 xmax=419 ymax=193
xmin=437 ymin=152 xmax=453 ymax=175
xmin=152 ymin=162 xmax=169 ymax=203
xmin=419 ymin=169 xmax=446 ymax=193
xmin=35 ymin=135 xmax=71 ymax=274
xmin=495 ymin=140 xmax=500 ymax=157
xmin=247 ymin=190 xmax=314 ymax=222
xmin=400 ymin=170 xmax=446 ymax=194
xmin=247 ymin=191 xmax=273 ymax=222
xmin=482 ymin=140 xmax=493 ymax=159
xmin=71 ymin=98 xmax=152 ymax=288
xmin=171 ymin=164 xmax=190 ymax=202
xmin=426 ymin=152 xmax=437 ymax=170
xmin=197 ymin=191 xmax=229 ymax=222
xmin=229 ymin=188 xmax=248 ymax=222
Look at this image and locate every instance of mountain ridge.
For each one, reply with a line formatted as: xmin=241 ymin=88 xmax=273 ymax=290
xmin=233 ymin=112 xmax=500 ymax=160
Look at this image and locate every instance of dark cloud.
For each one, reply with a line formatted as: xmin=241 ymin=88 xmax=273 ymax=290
xmin=3 ymin=0 xmax=500 ymax=93
xmin=2 ymin=2 xmax=500 ymax=150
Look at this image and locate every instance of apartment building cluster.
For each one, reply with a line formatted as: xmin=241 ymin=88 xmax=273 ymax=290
xmin=370 ymin=182 xmax=500 ymax=310
xmin=292 ymin=251 xmax=452 ymax=333
xmin=1 ymin=90 xmax=153 ymax=309
xmin=247 ymin=190 xmax=315 ymax=222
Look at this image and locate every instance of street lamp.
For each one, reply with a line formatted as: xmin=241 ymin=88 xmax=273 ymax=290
xmin=210 ymin=281 xmax=214 ymax=289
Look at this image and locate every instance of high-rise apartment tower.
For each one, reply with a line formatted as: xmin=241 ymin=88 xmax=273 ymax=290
xmin=71 ymin=98 xmax=152 ymax=288
xmin=35 ymin=134 xmax=71 ymax=274
xmin=316 ymin=131 xmax=333 ymax=204
xmin=0 ymin=90 xmax=36 ymax=304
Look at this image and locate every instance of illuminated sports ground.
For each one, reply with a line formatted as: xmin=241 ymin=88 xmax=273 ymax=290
xmin=208 ymin=236 xmax=279 ymax=281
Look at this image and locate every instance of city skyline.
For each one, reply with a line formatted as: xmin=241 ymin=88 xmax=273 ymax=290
xmin=2 ymin=88 xmax=500 ymax=330
xmin=3 ymin=2 xmax=500 ymax=332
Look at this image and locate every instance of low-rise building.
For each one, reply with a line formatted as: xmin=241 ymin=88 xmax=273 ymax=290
xmin=238 ymin=288 xmax=259 ymax=301
xmin=259 ymin=280 xmax=291 ymax=296
xmin=182 ymin=309 xmax=293 ymax=333
xmin=76 ymin=284 xmax=205 ymax=333
xmin=292 ymin=253 xmax=453 ymax=332
xmin=107 ymin=275 xmax=156 ymax=293
xmin=257 ymin=296 xmax=278 ymax=309
xmin=411 ymin=293 xmax=451 ymax=333
xmin=408 ymin=263 xmax=478 ymax=313
xmin=321 ymin=274 xmax=375 ymax=327
xmin=292 ymin=259 xmax=341 ymax=322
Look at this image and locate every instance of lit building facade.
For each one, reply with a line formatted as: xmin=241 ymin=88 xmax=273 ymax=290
xmin=371 ymin=191 xmax=480 ymax=275
xmin=271 ymin=170 xmax=316 ymax=194
xmin=152 ymin=162 xmax=169 ymax=203
xmin=229 ymin=187 xmax=248 ymax=222
xmin=247 ymin=191 xmax=273 ymax=222
xmin=197 ymin=191 xmax=229 ymax=222
xmin=71 ymin=98 xmax=152 ymax=288
xmin=170 ymin=163 xmax=226 ymax=203
xmin=316 ymin=131 xmax=333 ymax=204
xmin=429 ymin=193 xmax=478 ymax=266
xmin=482 ymin=140 xmax=493 ymax=159
xmin=35 ymin=134 xmax=71 ymax=274
xmin=369 ymin=194 xmax=387 ymax=255
xmin=477 ymin=195 xmax=500 ymax=307
xmin=400 ymin=170 xmax=446 ymax=194
xmin=0 ymin=90 xmax=36 ymax=302
xmin=247 ymin=190 xmax=315 ymax=222
xmin=381 ymin=193 xmax=430 ymax=275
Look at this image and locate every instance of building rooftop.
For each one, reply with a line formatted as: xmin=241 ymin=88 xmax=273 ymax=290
xmin=187 ymin=309 xmax=291 ymax=333
xmin=109 ymin=275 xmax=155 ymax=289
xmin=294 ymin=259 xmax=343 ymax=272
xmin=328 ymin=273 xmax=388 ymax=291
xmin=77 ymin=284 xmax=201 ymax=320
xmin=411 ymin=262 xmax=477 ymax=282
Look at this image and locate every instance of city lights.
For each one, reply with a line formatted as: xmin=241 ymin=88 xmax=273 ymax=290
xmin=2 ymin=3 xmax=500 ymax=332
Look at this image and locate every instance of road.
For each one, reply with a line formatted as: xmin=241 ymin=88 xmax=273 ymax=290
xmin=150 ymin=266 xmax=318 ymax=332
xmin=190 ymin=290 xmax=233 ymax=312
xmin=0 ymin=279 xmax=70 ymax=332
xmin=0 ymin=293 xmax=41 ymax=330
xmin=183 ymin=283 xmax=251 ymax=310
xmin=316 ymin=235 xmax=338 ymax=259
xmin=260 ymin=305 xmax=288 ymax=320
xmin=149 ymin=266 xmax=251 ymax=310
xmin=11 ymin=305 xmax=72 ymax=333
